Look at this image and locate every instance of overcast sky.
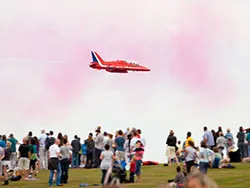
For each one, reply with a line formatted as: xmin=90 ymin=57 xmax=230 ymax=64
xmin=0 ymin=1 xmax=250 ymax=162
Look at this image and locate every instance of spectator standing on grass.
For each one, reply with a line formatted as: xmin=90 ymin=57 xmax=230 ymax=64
xmin=29 ymin=138 xmax=39 ymax=178
xmin=60 ymin=139 xmax=72 ymax=184
xmin=85 ymin=133 xmax=95 ymax=167
xmin=39 ymin=129 xmax=48 ymax=170
xmin=80 ymin=141 xmax=87 ymax=168
xmin=106 ymin=134 xmax=115 ymax=153
xmin=184 ymin=140 xmax=197 ymax=174
xmin=18 ymin=137 xmax=31 ymax=180
xmin=203 ymin=126 xmax=215 ymax=149
xmin=2 ymin=141 xmax=12 ymax=185
xmin=114 ymin=130 xmax=125 ymax=162
xmin=94 ymin=129 xmax=104 ymax=168
xmin=48 ymin=139 xmax=62 ymax=187
xmin=199 ymin=141 xmax=214 ymax=174
xmin=124 ymin=134 xmax=133 ymax=165
xmin=103 ymin=132 xmax=109 ymax=146
xmin=71 ymin=135 xmax=81 ymax=168
xmin=237 ymin=126 xmax=246 ymax=159
xmin=8 ymin=134 xmax=19 ymax=171
xmin=132 ymin=140 xmax=144 ymax=182
xmin=216 ymin=132 xmax=227 ymax=157
xmin=0 ymin=135 xmax=6 ymax=148
xmin=215 ymin=126 xmax=223 ymax=138
xmin=185 ymin=132 xmax=195 ymax=148
xmin=129 ymin=156 xmax=136 ymax=183
xmin=246 ymin=129 xmax=250 ymax=157
xmin=130 ymin=131 xmax=140 ymax=152
xmin=0 ymin=146 xmax=5 ymax=183
xmin=100 ymin=144 xmax=115 ymax=185
xmin=225 ymin=129 xmax=234 ymax=141
xmin=166 ymin=130 xmax=180 ymax=166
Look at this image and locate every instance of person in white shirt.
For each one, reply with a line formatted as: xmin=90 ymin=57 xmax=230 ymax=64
xmin=103 ymin=132 xmax=109 ymax=146
xmin=130 ymin=132 xmax=140 ymax=152
xmin=94 ymin=129 xmax=104 ymax=167
xmin=39 ymin=129 xmax=48 ymax=170
xmin=48 ymin=139 xmax=62 ymax=186
xmin=137 ymin=129 xmax=146 ymax=147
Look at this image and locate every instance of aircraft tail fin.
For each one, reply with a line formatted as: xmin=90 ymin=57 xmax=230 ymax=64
xmin=91 ymin=51 xmax=104 ymax=65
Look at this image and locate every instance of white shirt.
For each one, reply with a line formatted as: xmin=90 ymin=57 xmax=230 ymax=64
xmin=39 ymin=133 xmax=48 ymax=147
xmin=140 ymin=135 xmax=146 ymax=147
xmin=103 ymin=136 xmax=109 ymax=145
xmin=100 ymin=150 xmax=114 ymax=170
xmin=49 ymin=144 xmax=60 ymax=158
xmin=130 ymin=137 xmax=140 ymax=150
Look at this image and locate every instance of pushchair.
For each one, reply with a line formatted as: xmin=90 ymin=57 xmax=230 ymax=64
xmin=111 ymin=160 xmax=128 ymax=184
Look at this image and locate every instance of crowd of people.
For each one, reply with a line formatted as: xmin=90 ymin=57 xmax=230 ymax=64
xmin=0 ymin=126 xmax=146 ymax=186
xmin=165 ymin=126 xmax=250 ymax=187
xmin=0 ymin=125 xmax=249 ymax=187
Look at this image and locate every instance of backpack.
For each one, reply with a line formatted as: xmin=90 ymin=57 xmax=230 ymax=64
xmin=82 ymin=144 xmax=87 ymax=155
xmin=45 ymin=137 xmax=55 ymax=150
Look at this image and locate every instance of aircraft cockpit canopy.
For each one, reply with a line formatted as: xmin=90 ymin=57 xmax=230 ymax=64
xmin=124 ymin=60 xmax=140 ymax=66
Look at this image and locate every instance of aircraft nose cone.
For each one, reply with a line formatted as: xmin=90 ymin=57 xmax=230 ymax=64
xmin=143 ymin=67 xmax=150 ymax=71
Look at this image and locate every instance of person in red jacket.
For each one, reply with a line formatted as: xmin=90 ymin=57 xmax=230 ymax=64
xmin=129 ymin=156 xmax=136 ymax=183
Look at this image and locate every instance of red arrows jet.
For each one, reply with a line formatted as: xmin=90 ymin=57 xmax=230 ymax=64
xmin=89 ymin=51 xmax=150 ymax=73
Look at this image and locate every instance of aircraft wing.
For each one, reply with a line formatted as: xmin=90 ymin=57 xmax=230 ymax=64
xmin=106 ymin=67 xmax=128 ymax=73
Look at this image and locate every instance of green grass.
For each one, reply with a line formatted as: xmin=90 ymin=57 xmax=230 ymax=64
xmin=4 ymin=163 xmax=250 ymax=187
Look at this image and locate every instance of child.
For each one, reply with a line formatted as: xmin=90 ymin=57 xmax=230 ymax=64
xmin=212 ymin=147 xmax=222 ymax=168
xmin=100 ymin=144 xmax=116 ymax=186
xmin=81 ymin=143 xmax=87 ymax=167
xmin=168 ymin=166 xmax=186 ymax=188
xmin=129 ymin=156 xmax=136 ymax=183
xmin=132 ymin=140 xmax=144 ymax=182
xmin=198 ymin=141 xmax=214 ymax=174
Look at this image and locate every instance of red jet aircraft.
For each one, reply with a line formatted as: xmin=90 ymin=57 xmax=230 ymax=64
xmin=89 ymin=51 xmax=150 ymax=73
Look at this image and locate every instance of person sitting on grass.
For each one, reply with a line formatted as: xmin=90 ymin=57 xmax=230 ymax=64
xmin=168 ymin=166 xmax=186 ymax=188
xmin=212 ymin=147 xmax=222 ymax=168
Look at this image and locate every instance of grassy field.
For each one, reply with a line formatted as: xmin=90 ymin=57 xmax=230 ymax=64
xmin=4 ymin=163 xmax=250 ymax=188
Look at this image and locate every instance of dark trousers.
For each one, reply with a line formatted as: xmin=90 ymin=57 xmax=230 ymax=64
xmin=87 ymin=150 xmax=93 ymax=165
xmin=60 ymin=158 xmax=69 ymax=184
xmin=186 ymin=160 xmax=195 ymax=174
xmin=129 ymin=172 xmax=135 ymax=183
xmin=101 ymin=170 xmax=111 ymax=185
xmin=238 ymin=142 xmax=245 ymax=158
xmin=199 ymin=162 xmax=209 ymax=174
xmin=94 ymin=148 xmax=102 ymax=167
xmin=71 ymin=151 xmax=79 ymax=168
xmin=78 ymin=153 xmax=81 ymax=166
